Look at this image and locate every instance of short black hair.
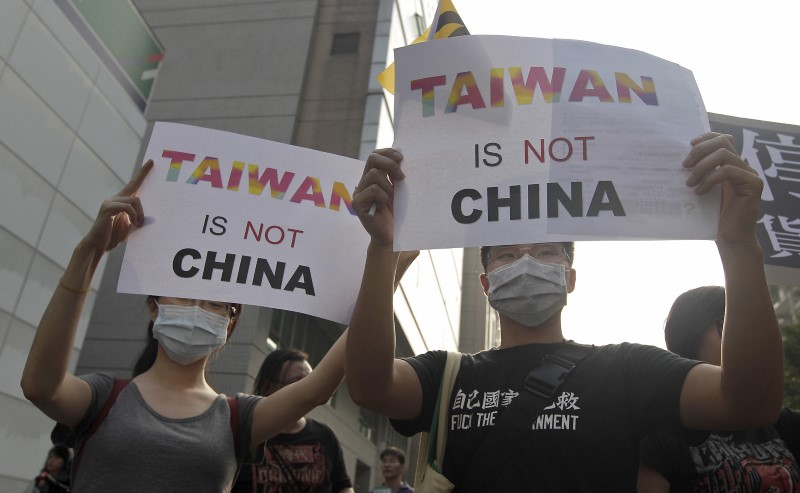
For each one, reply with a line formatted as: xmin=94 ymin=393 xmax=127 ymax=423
xmin=379 ymin=446 xmax=406 ymax=464
xmin=664 ymin=286 xmax=725 ymax=360
xmin=479 ymin=242 xmax=575 ymax=271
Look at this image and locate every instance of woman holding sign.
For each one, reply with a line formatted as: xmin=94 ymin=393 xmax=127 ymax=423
xmin=20 ymin=160 xmax=348 ymax=492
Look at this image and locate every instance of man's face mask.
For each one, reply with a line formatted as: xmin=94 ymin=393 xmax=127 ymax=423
xmin=152 ymin=302 xmax=230 ymax=365
xmin=487 ymin=255 xmax=568 ymax=327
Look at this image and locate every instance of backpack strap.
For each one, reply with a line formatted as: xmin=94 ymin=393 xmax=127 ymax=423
xmin=73 ymin=377 xmax=131 ymax=478
xmin=415 ymin=350 xmax=461 ymax=487
xmin=523 ymin=342 xmax=595 ymax=398
xmin=465 ymin=342 xmax=596 ymax=489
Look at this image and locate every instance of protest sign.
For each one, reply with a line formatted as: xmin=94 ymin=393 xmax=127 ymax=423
xmin=391 ymin=35 xmax=715 ymax=251
xmin=118 ymin=122 xmax=369 ymax=325
xmin=709 ymin=113 xmax=800 ymax=287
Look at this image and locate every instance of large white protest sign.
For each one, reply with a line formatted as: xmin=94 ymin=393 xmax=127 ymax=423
xmin=118 ymin=122 xmax=369 ymax=325
xmin=392 ymin=36 xmax=717 ymax=251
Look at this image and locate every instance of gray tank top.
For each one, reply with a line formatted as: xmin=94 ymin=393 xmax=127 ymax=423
xmin=64 ymin=373 xmax=260 ymax=492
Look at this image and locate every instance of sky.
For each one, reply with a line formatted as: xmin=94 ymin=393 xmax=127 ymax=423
xmin=453 ymin=0 xmax=799 ymax=348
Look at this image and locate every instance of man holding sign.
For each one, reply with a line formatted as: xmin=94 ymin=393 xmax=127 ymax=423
xmin=345 ymin=131 xmax=782 ymax=490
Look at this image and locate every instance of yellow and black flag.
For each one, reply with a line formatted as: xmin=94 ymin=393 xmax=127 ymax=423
xmin=376 ymin=0 xmax=469 ymax=95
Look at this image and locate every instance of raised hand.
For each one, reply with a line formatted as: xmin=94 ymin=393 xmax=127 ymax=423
xmin=352 ymin=149 xmax=404 ymax=246
xmin=683 ymin=133 xmax=763 ymax=246
xmin=83 ymin=160 xmax=153 ymax=255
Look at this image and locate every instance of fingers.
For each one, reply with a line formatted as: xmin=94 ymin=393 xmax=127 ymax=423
xmin=688 ymin=132 xmax=734 ymax=148
xmin=353 ymin=176 xmax=393 ymax=215
xmin=353 ymin=149 xmax=404 ymax=215
xmin=98 ymin=197 xmax=144 ymax=228
xmin=683 ymin=133 xmax=736 ymax=170
xmin=119 ymin=159 xmax=154 ymax=196
xmin=364 ymin=149 xmax=404 ymax=181
xmin=683 ymin=133 xmax=757 ymax=193
xmin=692 ymin=163 xmax=763 ymax=196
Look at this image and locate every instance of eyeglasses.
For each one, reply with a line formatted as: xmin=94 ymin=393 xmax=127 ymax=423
xmin=159 ymin=297 xmax=233 ymax=317
xmin=486 ymin=244 xmax=570 ymax=266
xmin=713 ymin=316 xmax=724 ymax=337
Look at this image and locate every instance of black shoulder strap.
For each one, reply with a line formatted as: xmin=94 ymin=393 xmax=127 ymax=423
xmin=464 ymin=342 xmax=595 ymax=489
xmin=73 ymin=377 xmax=131 ymax=479
xmin=523 ymin=343 xmax=595 ymax=399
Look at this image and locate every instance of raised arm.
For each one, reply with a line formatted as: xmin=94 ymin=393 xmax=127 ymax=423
xmin=344 ymin=149 xmax=425 ymax=419
xmin=678 ymin=133 xmax=782 ymax=430
xmin=250 ymin=328 xmax=347 ymax=444
xmin=250 ymin=225 xmax=421 ymax=443
xmin=21 ymin=161 xmax=153 ymax=428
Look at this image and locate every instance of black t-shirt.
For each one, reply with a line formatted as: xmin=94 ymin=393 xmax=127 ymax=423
xmin=640 ymin=407 xmax=800 ymax=492
xmin=392 ymin=341 xmax=700 ymax=492
xmin=232 ymin=418 xmax=352 ymax=493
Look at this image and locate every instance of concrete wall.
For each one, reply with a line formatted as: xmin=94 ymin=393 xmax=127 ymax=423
xmin=0 ymin=1 xmax=147 ymax=489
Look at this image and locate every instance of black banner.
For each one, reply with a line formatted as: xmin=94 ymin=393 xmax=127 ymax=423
xmin=709 ymin=113 xmax=800 ymax=287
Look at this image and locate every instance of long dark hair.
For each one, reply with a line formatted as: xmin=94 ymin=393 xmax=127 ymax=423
xmin=133 ymin=321 xmax=159 ymax=377
xmin=253 ymin=348 xmax=309 ymax=396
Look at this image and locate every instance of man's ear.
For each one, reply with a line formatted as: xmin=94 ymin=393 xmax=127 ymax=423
xmin=479 ymin=272 xmax=490 ymax=295
xmin=567 ymin=267 xmax=577 ymax=293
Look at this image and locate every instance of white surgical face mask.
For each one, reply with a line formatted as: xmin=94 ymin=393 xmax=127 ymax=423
xmin=487 ymin=255 xmax=568 ymax=327
xmin=152 ymin=303 xmax=230 ymax=365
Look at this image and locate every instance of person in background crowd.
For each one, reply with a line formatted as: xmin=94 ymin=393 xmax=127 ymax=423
xmin=232 ymin=348 xmax=354 ymax=493
xmin=638 ymin=285 xmax=800 ymax=492
xmin=371 ymin=447 xmax=414 ymax=493
xmin=21 ymin=161 xmax=347 ymax=492
xmin=232 ymin=251 xmax=419 ymax=493
xmin=31 ymin=445 xmax=71 ymax=493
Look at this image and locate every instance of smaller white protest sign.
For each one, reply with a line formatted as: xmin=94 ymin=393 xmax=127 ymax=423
xmin=391 ymin=35 xmax=718 ymax=251
xmin=118 ymin=122 xmax=369 ymax=325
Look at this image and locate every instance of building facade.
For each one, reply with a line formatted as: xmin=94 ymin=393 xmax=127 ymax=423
xmin=0 ymin=0 xmax=151 ymax=490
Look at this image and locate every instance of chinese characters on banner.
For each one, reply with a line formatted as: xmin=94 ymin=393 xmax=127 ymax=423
xmin=709 ymin=114 xmax=800 ymax=287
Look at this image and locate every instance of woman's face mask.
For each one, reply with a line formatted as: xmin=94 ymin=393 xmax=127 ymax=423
xmin=486 ymin=255 xmax=569 ymax=327
xmin=152 ymin=302 xmax=231 ymax=365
